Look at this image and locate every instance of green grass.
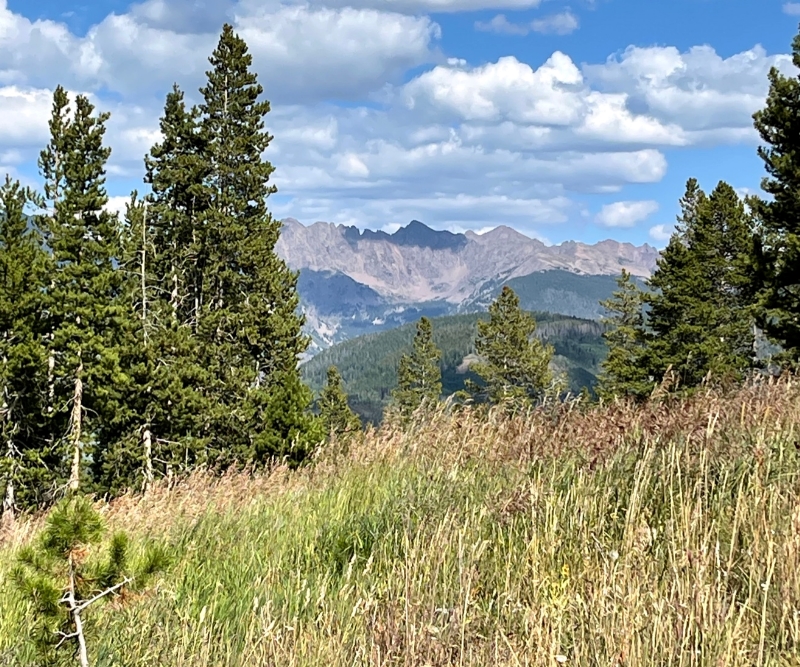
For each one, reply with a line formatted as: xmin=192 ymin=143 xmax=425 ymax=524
xmin=2 ymin=380 xmax=800 ymax=665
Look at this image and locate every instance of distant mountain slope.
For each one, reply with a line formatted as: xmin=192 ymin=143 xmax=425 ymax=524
xmin=278 ymin=218 xmax=657 ymax=352
xmin=302 ymin=312 xmax=607 ymax=424
xmin=462 ymin=270 xmax=647 ymax=320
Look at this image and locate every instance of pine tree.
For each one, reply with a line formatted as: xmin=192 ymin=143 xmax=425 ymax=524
xmin=391 ymin=317 xmax=442 ymax=419
xmin=643 ymin=180 xmax=756 ymax=388
xmin=318 ymin=366 xmax=360 ymax=437
xmin=195 ymin=25 xmax=317 ymax=464
xmin=139 ymin=85 xmax=217 ymax=476
xmin=0 ymin=177 xmax=50 ymax=518
xmin=93 ymin=87 xmax=215 ymax=494
xmin=596 ymin=270 xmax=650 ymax=401
xmin=752 ymin=28 xmax=800 ymax=363
xmin=11 ymin=495 xmax=168 ymax=666
xmin=38 ymin=87 xmax=124 ymax=494
xmin=466 ymin=286 xmax=554 ymax=408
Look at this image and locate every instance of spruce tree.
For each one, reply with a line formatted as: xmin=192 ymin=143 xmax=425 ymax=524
xmin=318 ymin=366 xmax=360 ymax=437
xmin=466 ymin=286 xmax=554 ymax=408
xmin=196 ymin=25 xmax=317 ymax=464
xmin=391 ymin=317 xmax=442 ymax=419
xmin=596 ymin=270 xmax=650 ymax=401
xmin=644 ymin=180 xmax=756 ymax=388
xmin=752 ymin=28 xmax=800 ymax=363
xmin=0 ymin=177 xmax=50 ymax=517
xmin=38 ymin=87 xmax=123 ymax=493
xmin=94 ymin=87 xmax=215 ymax=494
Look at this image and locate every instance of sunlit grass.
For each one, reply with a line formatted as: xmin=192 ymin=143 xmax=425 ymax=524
xmin=2 ymin=378 xmax=800 ymax=665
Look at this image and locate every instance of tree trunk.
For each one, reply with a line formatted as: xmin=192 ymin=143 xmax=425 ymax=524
xmin=142 ymin=427 xmax=153 ymax=493
xmin=47 ymin=345 xmax=55 ymax=415
xmin=1 ymin=376 xmax=14 ymax=525
xmin=2 ymin=476 xmax=14 ymax=528
xmin=68 ymin=362 xmax=84 ymax=493
xmin=141 ymin=201 xmax=148 ymax=347
xmin=67 ymin=554 xmax=90 ymax=667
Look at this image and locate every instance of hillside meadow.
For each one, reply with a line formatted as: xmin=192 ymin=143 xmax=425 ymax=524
xmin=1 ymin=377 xmax=800 ymax=666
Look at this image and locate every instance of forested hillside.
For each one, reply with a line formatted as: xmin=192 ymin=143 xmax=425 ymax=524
xmin=303 ymin=312 xmax=606 ymax=423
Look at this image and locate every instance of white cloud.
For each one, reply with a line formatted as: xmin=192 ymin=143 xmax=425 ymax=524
xmin=0 ymin=86 xmax=53 ymax=146
xmin=596 ymin=200 xmax=659 ymax=228
xmin=649 ymin=223 xmax=674 ymax=243
xmin=104 ymin=195 xmax=132 ymax=217
xmin=475 ymin=14 xmax=529 ymax=35
xmin=530 ymin=11 xmax=579 ymax=35
xmin=0 ymin=1 xmax=440 ymax=103
xmin=584 ymin=45 xmax=795 ymax=140
xmin=783 ymin=2 xmax=800 ymax=16
xmin=300 ymin=0 xmax=544 ymax=13
xmin=475 ymin=10 xmax=578 ymax=36
xmin=403 ymin=54 xmax=585 ymax=124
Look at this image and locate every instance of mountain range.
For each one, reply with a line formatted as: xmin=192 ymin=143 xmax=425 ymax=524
xmin=275 ymin=218 xmax=660 ymax=353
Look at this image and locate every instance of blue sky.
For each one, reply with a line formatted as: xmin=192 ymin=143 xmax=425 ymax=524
xmin=1 ymin=0 xmax=798 ymax=247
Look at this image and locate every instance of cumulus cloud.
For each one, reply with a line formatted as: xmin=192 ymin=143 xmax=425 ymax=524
xmin=300 ymin=0 xmax=545 ymax=13
xmin=0 ymin=86 xmax=53 ymax=147
xmin=596 ymin=200 xmax=659 ymax=228
xmin=649 ymin=223 xmax=674 ymax=243
xmin=0 ymin=0 xmax=440 ymax=103
xmin=584 ymin=44 xmax=795 ymax=141
xmin=0 ymin=0 xmax=789 ymax=237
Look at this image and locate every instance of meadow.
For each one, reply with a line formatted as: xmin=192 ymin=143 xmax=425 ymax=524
xmin=1 ymin=377 xmax=799 ymax=666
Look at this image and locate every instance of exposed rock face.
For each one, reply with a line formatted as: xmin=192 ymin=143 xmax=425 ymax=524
xmin=277 ymin=218 xmax=659 ymax=304
xmin=276 ymin=218 xmax=660 ymax=353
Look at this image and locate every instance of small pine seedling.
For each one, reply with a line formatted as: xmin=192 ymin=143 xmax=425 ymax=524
xmin=11 ymin=495 xmax=170 ymax=667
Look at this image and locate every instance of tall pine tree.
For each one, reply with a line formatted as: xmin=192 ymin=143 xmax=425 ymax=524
xmin=94 ymin=87 xmax=215 ymax=494
xmin=644 ymin=179 xmax=756 ymax=388
xmin=196 ymin=25 xmax=318 ymax=464
xmin=752 ymin=27 xmax=800 ymax=363
xmin=391 ymin=317 xmax=442 ymax=419
xmin=39 ymin=87 xmax=124 ymax=493
xmin=0 ymin=177 xmax=50 ymax=518
xmin=596 ymin=270 xmax=650 ymax=401
xmin=466 ymin=286 xmax=554 ymax=408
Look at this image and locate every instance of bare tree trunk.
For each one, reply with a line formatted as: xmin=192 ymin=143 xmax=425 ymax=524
xmin=47 ymin=337 xmax=55 ymax=415
xmin=142 ymin=427 xmax=153 ymax=493
xmin=1 ymin=372 xmax=15 ymax=526
xmin=67 ymin=555 xmax=90 ymax=667
xmin=68 ymin=361 xmax=84 ymax=493
xmin=2 ymin=478 xmax=14 ymax=528
xmin=141 ymin=201 xmax=148 ymax=347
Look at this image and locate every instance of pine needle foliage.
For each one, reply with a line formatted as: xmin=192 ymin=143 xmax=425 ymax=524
xmin=596 ymin=270 xmax=650 ymax=401
xmin=318 ymin=366 xmax=361 ymax=438
xmin=391 ymin=317 xmax=442 ymax=420
xmin=466 ymin=286 xmax=555 ymax=408
xmin=643 ymin=179 xmax=757 ymax=389
xmin=752 ymin=26 xmax=800 ymax=363
xmin=0 ymin=177 xmax=51 ymax=516
xmin=38 ymin=87 xmax=125 ymax=494
xmin=11 ymin=495 xmax=169 ymax=666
